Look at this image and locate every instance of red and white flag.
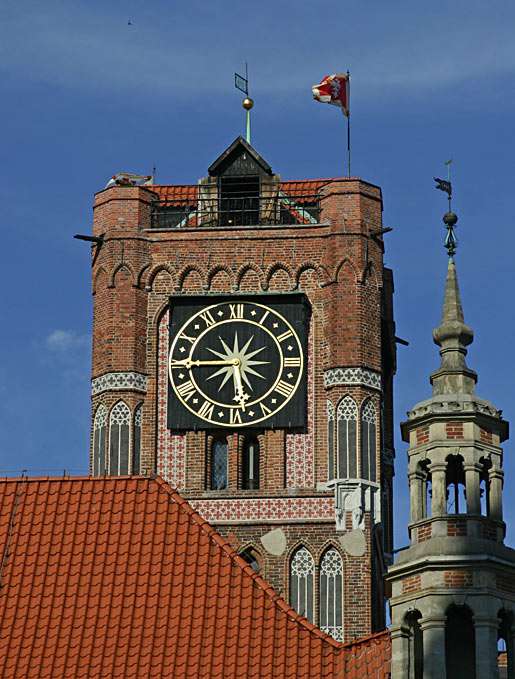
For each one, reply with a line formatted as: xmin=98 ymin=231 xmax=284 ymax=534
xmin=312 ymin=73 xmax=350 ymax=117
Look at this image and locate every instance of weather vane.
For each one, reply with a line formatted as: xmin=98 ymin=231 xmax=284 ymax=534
xmin=434 ymin=159 xmax=458 ymax=258
xmin=234 ymin=63 xmax=254 ymax=144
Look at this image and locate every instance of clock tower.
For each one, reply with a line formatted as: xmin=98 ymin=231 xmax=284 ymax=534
xmin=89 ymin=137 xmax=396 ymax=642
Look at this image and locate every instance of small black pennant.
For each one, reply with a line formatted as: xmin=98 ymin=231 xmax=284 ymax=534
xmin=434 ymin=177 xmax=452 ymax=196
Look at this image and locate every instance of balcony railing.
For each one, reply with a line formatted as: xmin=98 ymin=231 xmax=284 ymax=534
xmin=150 ymin=189 xmax=322 ymax=229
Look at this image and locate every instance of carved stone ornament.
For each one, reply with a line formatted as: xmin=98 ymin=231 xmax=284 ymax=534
xmin=327 ymin=479 xmax=381 ymax=532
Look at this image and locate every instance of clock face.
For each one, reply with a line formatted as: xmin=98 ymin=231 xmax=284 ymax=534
xmin=168 ymin=299 xmax=304 ymax=428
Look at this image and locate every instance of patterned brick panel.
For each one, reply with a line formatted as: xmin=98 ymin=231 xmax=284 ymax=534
xmin=497 ymin=574 xmax=515 ymax=594
xmin=446 ymin=422 xmax=464 ymax=439
xmin=416 ymin=425 xmax=429 ymax=445
xmin=402 ymin=575 xmax=421 ymax=594
xmin=480 ymin=428 xmax=493 ymax=444
xmin=444 ymin=570 xmax=473 ymax=588
xmin=417 ymin=523 xmax=432 ymax=542
xmin=286 ymin=326 xmax=314 ymax=488
xmin=189 ymin=496 xmax=334 ymax=523
xmin=157 ymin=310 xmax=186 ymax=488
xmin=447 ymin=518 xmax=467 ymax=537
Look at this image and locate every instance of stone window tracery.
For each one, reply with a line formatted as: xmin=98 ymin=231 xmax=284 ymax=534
xmin=319 ymin=548 xmax=343 ymax=641
xmin=327 ymin=401 xmax=335 ymax=479
xmin=93 ymin=405 xmax=108 ymax=476
xmin=109 ymin=401 xmax=131 ymax=475
xmin=290 ymin=546 xmax=314 ymax=622
xmin=360 ymin=399 xmax=377 ymax=481
xmin=337 ymin=396 xmax=358 ymax=479
xmin=133 ymin=404 xmax=142 ymax=475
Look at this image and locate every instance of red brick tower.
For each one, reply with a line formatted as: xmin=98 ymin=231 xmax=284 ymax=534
xmin=89 ymin=137 xmax=396 ymax=641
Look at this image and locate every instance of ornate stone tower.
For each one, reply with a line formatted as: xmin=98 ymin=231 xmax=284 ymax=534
xmin=89 ymin=137 xmax=397 ymax=641
xmin=388 ymin=216 xmax=515 ymax=678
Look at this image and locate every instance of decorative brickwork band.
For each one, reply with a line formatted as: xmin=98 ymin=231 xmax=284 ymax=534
xmin=189 ymin=496 xmax=334 ymax=523
xmin=92 ymin=371 xmax=148 ymax=396
xmin=323 ymin=367 xmax=381 ymax=391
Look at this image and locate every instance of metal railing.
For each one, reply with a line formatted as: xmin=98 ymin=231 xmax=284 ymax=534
xmin=150 ymin=191 xmax=322 ymax=229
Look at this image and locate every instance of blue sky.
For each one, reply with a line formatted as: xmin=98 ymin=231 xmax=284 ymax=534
xmin=1 ymin=0 xmax=514 ymax=547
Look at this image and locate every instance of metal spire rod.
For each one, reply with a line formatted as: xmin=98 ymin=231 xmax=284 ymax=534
xmin=235 ymin=62 xmax=254 ymax=144
xmin=434 ymin=159 xmax=457 ymax=258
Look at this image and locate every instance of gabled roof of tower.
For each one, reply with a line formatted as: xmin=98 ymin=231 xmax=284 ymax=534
xmin=0 ymin=475 xmax=391 ymax=679
xmin=208 ymin=136 xmax=273 ymax=176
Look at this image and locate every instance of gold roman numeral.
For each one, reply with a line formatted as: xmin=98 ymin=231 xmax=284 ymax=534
xmin=229 ymin=409 xmax=243 ymax=424
xmin=199 ymin=310 xmax=216 ymax=327
xmin=229 ymin=303 xmax=245 ymax=319
xmin=284 ymin=357 xmax=301 ymax=367
xmin=198 ymin=400 xmax=215 ymax=420
xmin=259 ymin=310 xmax=270 ymax=325
xmin=176 ymin=380 xmax=196 ymax=401
xmin=260 ymin=403 xmax=272 ymax=416
xmin=275 ymin=380 xmax=294 ymax=398
xmin=277 ymin=330 xmax=293 ymax=343
xmin=179 ymin=332 xmax=196 ymax=345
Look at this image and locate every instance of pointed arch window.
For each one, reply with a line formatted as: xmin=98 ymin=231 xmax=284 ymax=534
xmin=211 ymin=437 xmax=228 ymax=490
xmin=360 ymin=400 xmax=377 ymax=481
xmin=133 ymin=404 xmax=142 ymax=474
xmin=93 ymin=405 xmax=108 ymax=476
xmin=337 ymin=396 xmax=358 ymax=479
xmin=327 ymin=401 xmax=335 ymax=480
xmin=290 ymin=547 xmax=314 ymax=622
xmin=239 ymin=546 xmax=261 ymax=573
xmin=109 ymin=401 xmax=131 ymax=475
xmin=319 ymin=548 xmax=344 ymax=641
xmin=242 ymin=436 xmax=259 ymax=489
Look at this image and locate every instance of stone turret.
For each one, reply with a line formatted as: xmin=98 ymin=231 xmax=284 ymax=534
xmin=387 ymin=251 xmax=515 ymax=678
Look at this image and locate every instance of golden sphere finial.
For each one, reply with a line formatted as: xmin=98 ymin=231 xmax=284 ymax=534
xmin=242 ymin=97 xmax=254 ymax=111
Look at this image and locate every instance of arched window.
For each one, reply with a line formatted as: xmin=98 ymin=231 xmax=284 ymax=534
xmin=479 ymin=457 xmax=492 ymax=516
xmin=360 ymin=400 xmax=377 ymax=481
xmin=445 ymin=605 xmax=476 ymax=678
xmin=319 ymin=548 xmax=343 ymax=641
xmin=133 ymin=404 xmax=142 ymax=474
xmin=404 ymin=610 xmax=423 ymax=679
xmin=498 ymin=609 xmax=514 ymax=677
xmin=337 ymin=396 xmax=358 ymax=479
xmin=109 ymin=401 xmax=131 ymax=475
xmin=290 ymin=547 xmax=314 ymax=622
xmin=211 ymin=437 xmax=228 ymax=490
xmin=242 ymin=436 xmax=259 ymax=489
xmin=446 ymin=455 xmax=466 ymax=514
xmin=239 ymin=546 xmax=261 ymax=573
xmin=93 ymin=405 xmax=108 ymax=476
xmin=327 ymin=401 xmax=335 ymax=479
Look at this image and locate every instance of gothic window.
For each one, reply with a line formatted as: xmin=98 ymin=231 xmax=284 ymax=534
xmin=337 ymin=396 xmax=358 ymax=479
xmin=445 ymin=455 xmax=466 ymax=514
xmin=109 ymin=401 xmax=131 ymax=475
xmin=479 ymin=457 xmax=492 ymax=516
xmin=210 ymin=437 xmax=228 ymax=490
xmin=360 ymin=400 xmax=377 ymax=481
xmin=319 ymin=548 xmax=344 ymax=641
xmin=239 ymin=546 xmax=261 ymax=573
xmin=133 ymin=404 xmax=142 ymax=474
xmin=289 ymin=547 xmax=314 ymax=622
xmin=327 ymin=401 xmax=335 ymax=479
xmin=93 ymin=405 xmax=108 ymax=476
xmin=242 ymin=436 xmax=259 ymax=489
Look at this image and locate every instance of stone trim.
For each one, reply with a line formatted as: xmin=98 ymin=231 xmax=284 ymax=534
xmin=323 ymin=367 xmax=381 ymax=391
xmin=92 ymin=371 xmax=148 ymax=396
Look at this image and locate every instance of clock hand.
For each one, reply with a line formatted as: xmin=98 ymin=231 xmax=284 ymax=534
xmin=171 ymin=358 xmax=239 ymax=369
xmin=232 ymin=363 xmax=249 ymax=411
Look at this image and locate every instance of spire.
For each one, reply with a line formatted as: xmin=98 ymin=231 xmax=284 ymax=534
xmin=430 ymin=257 xmax=477 ymax=395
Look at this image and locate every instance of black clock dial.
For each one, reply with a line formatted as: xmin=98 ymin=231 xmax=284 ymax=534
xmin=168 ymin=300 xmax=304 ymax=427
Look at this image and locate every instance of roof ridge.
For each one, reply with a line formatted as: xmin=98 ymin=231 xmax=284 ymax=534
xmin=342 ymin=628 xmax=391 ymax=649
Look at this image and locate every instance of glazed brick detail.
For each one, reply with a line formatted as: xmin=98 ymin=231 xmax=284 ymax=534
xmin=417 ymin=523 xmax=432 ymax=542
xmin=402 ymin=575 xmax=421 ymax=594
xmin=447 ymin=518 xmax=467 ymax=537
xmin=445 ymin=422 xmax=464 ymax=439
xmin=416 ymin=425 xmax=429 ymax=445
xmin=444 ymin=570 xmax=473 ymax=588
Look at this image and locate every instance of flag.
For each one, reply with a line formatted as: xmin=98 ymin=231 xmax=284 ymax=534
xmin=312 ymin=73 xmax=350 ymax=117
xmin=434 ymin=177 xmax=452 ymax=196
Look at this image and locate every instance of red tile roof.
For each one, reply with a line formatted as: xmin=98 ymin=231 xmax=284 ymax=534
xmin=0 ymin=476 xmax=390 ymax=678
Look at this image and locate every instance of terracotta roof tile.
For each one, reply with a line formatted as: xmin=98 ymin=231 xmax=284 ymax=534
xmin=0 ymin=476 xmax=390 ymax=678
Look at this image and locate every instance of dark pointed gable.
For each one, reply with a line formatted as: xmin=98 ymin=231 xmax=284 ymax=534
xmin=208 ymin=136 xmax=273 ymax=177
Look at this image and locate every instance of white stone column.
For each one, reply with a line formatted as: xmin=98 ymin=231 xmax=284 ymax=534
xmin=430 ymin=463 xmax=448 ymax=517
xmin=420 ymin=617 xmax=447 ymax=678
xmin=474 ymin=617 xmax=500 ymax=678
xmin=409 ymin=471 xmax=425 ymax=523
xmin=390 ymin=625 xmax=410 ymax=679
xmin=464 ymin=463 xmax=481 ymax=515
xmin=489 ymin=469 xmax=504 ymax=522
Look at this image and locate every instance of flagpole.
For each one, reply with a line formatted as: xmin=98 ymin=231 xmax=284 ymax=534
xmin=346 ymin=70 xmax=351 ymax=177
